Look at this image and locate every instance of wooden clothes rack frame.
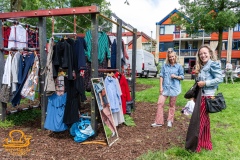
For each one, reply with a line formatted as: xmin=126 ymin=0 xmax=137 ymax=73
xmin=0 ymin=5 xmax=137 ymax=137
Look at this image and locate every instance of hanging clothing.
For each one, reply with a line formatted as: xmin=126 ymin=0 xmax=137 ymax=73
xmin=84 ymin=51 xmax=109 ymax=92
xmin=0 ymin=50 xmax=5 ymax=86
xmin=43 ymin=37 xmax=56 ymax=96
xmin=62 ymin=38 xmax=86 ymax=125
xmin=84 ymin=30 xmax=111 ymax=63
xmin=3 ymin=26 xmax=11 ymax=48
xmin=104 ymin=76 xmax=121 ymax=113
xmin=111 ymin=77 xmax=125 ymax=126
xmin=11 ymin=51 xmax=21 ymax=92
xmin=8 ymin=24 xmax=27 ymax=49
xmin=21 ymin=55 xmax=39 ymax=101
xmin=27 ymin=28 xmax=38 ymax=48
xmin=11 ymin=53 xmax=35 ymax=107
xmin=44 ymin=93 xmax=68 ymax=132
xmin=110 ymin=39 xmax=117 ymax=69
xmin=104 ymin=76 xmax=125 ymax=126
xmin=52 ymin=39 xmax=74 ymax=80
xmin=115 ymin=72 xmax=131 ymax=114
xmin=2 ymin=53 xmax=13 ymax=87
xmin=73 ymin=37 xmax=87 ymax=71
xmin=63 ymin=76 xmax=80 ymax=125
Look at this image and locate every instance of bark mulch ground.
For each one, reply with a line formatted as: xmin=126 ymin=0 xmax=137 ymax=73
xmin=0 ymin=83 xmax=190 ymax=160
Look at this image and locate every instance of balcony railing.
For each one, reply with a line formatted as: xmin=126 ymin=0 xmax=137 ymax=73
xmin=173 ymin=30 xmax=211 ymax=40
xmin=174 ymin=49 xmax=198 ymax=57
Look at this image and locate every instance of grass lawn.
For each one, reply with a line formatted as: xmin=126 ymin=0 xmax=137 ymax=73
xmin=136 ymin=78 xmax=240 ymax=160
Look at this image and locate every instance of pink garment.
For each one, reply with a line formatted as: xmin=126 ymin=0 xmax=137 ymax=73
xmin=154 ymin=95 xmax=177 ymax=124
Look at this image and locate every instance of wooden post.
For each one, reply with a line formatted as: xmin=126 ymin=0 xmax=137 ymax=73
xmin=116 ymin=19 xmax=122 ymax=72
xmin=91 ymin=12 xmax=99 ymax=136
xmin=0 ymin=20 xmax=7 ymax=121
xmin=131 ymin=28 xmax=137 ymax=110
xmin=38 ymin=17 xmax=47 ymax=130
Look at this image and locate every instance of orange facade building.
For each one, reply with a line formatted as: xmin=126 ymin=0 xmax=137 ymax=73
xmin=155 ymin=9 xmax=240 ymax=73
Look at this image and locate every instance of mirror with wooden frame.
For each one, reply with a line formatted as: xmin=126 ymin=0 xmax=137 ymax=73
xmin=91 ymin=77 xmax=119 ymax=146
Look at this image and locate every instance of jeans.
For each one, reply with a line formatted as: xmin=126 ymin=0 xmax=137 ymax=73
xmin=225 ymin=70 xmax=234 ymax=84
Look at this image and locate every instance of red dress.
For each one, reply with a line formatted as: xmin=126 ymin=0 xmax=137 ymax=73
xmin=114 ymin=72 xmax=131 ymax=114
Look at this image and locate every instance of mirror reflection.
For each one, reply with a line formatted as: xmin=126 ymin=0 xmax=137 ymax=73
xmin=91 ymin=78 xmax=119 ymax=146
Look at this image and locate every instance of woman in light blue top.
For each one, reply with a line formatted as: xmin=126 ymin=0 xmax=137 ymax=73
xmin=185 ymin=44 xmax=223 ymax=152
xmin=151 ymin=48 xmax=184 ymax=128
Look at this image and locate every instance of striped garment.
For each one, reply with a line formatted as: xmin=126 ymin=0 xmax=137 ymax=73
xmin=84 ymin=30 xmax=111 ymax=63
xmin=196 ymin=96 xmax=212 ymax=152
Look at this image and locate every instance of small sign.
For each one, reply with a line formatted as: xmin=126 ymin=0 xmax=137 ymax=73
xmin=3 ymin=130 xmax=32 ymax=156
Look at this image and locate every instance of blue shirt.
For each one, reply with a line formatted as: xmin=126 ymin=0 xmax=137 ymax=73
xmin=197 ymin=60 xmax=223 ymax=96
xmin=160 ymin=63 xmax=184 ymax=96
xmin=104 ymin=76 xmax=121 ymax=113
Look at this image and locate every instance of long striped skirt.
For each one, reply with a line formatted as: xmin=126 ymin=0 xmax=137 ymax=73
xmin=196 ymin=96 xmax=212 ymax=152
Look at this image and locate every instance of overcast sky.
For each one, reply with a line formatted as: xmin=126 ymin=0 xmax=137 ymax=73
xmin=106 ymin=0 xmax=180 ymax=38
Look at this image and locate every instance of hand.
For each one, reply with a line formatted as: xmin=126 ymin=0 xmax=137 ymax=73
xmin=171 ymin=74 xmax=176 ymax=79
xmin=197 ymin=81 xmax=206 ymax=88
xmin=159 ymin=88 xmax=163 ymax=94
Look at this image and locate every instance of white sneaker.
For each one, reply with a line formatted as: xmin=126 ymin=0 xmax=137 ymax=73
xmin=151 ymin=123 xmax=162 ymax=127
xmin=167 ymin=121 xmax=172 ymax=128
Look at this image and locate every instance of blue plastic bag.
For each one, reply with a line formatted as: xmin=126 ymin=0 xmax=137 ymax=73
xmin=70 ymin=116 xmax=95 ymax=143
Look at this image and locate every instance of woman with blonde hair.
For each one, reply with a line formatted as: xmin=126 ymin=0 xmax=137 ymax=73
xmin=185 ymin=44 xmax=223 ymax=152
xmin=151 ymin=48 xmax=184 ymax=128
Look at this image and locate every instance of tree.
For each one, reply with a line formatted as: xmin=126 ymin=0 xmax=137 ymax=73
xmin=171 ymin=0 xmax=240 ymax=58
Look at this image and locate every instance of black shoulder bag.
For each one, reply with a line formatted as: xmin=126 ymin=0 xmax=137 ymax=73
xmin=184 ymin=81 xmax=199 ymax=99
xmin=206 ymin=92 xmax=226 ymax=113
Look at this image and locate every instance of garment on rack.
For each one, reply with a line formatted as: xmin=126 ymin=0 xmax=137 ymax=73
xmin=2 ymin=53 xmax=13 ymax=87
xmin=109 ymin=37 xmax=128 ymax=70
xmin=104 ymin=76 xmax=121 ymax=113
xmin=43 ymin=37 xmax=56 ymax=96
xmin=52 ymin=39 xmax=74 ymax=80
xmin=11 ymin=51 xmax=21 ymax=92
xmin=8 ymin=24 xmax=27 ymax=49
xmin=21 ymin=55 xmax=39 ymax=101
xmin=73 ymin=37 xmax=87 ymax=71
xmin=44 ymin=93 xmax=68 ymax=132
xmin=104 ymin=75 xmax=124 ymax=126
xmin=11 ymin=53 xmax=35 ymax=107
xmin=84 ymin=51 xmax=108 ymax=92
xmin=27 ymin=28 xmax=39 ymax=48
xmin=84 ymin=30 xmax=111 ymax=63
xmin=110 ymin=39 xmax=117 ymax=69
xmin=3 ymin=26 xmax=11 ymax=48
xmin=63 ymin=76 xmax=80 ymax=125
xmin=115 ymin=72 xmax=131 ymax=114
xmin=0 ymin=50 xmax=5 ymax=86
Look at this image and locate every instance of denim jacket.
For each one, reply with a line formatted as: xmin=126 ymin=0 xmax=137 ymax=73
xmin=160 ymin=63 xmax=184 ymax=96
xmin=197 ymin=60 xmax=223 ymax=96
